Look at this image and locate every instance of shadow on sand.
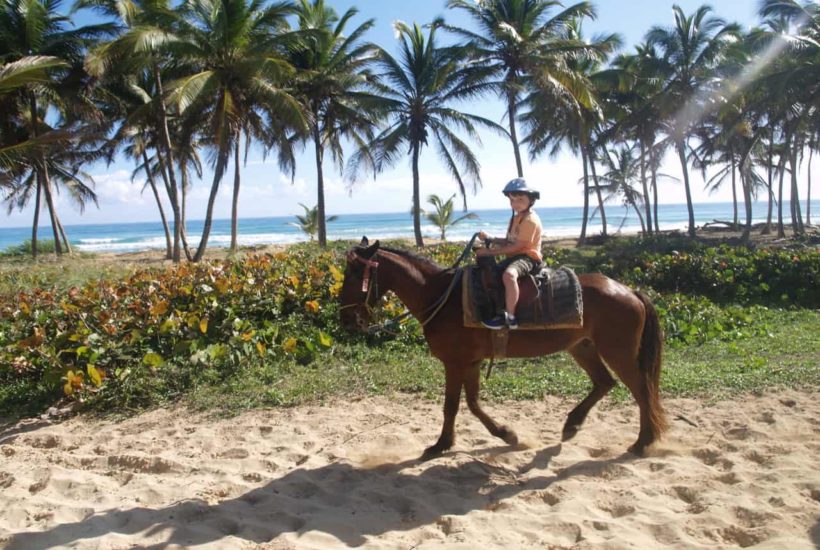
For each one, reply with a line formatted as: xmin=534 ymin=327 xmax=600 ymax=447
xmin=4 ymin=443 xmax=637 ymax=548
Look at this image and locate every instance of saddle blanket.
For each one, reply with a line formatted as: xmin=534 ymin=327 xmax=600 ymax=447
xmin=462 ymin=265 xmax=584 ymax=330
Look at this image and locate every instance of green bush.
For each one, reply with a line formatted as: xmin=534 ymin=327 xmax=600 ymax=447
xmin=2 ymin=239 xmax=58 ymax=256
xmin=1 ymin=240 xmax=817 ymax=415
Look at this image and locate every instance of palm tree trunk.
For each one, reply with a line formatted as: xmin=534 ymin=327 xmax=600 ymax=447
xmin=29 ymin=93 xmax=62 ymax=255
xmin=142 ymin=150 xmax=173 ymax=258
xmin=39 ymin=169 xmax=63 ymax=255
xmin=762 ymin=129 xmax=774 ymax=235
xmin=506 ymin=86 xmax=523 ymax=178
xmin=649 ymin=144 xmax=660 ymax=233
xmin=31 ymin=177 xmax=41 ymax=259
xmin=740 ymin=154 xmax=753 ymax=243
xmin=230 ymin=136 xmax=241 ymax=253
xmin=193 ymin=166 xmax=223 ymax=262
xmin=587 ymin=146 xmax=607 ymax=237
xmin=807 ymin=144 xmax=813 ymax=226
xmin=178 ymin=160 xmax=193 ymax=261
xmin=777 ymin=152 xmax=786 ymax=238
xmin=412 ymin=142 xmax=424 ymax=247
xmin=312 ymin=114 xmax=328 ymax=248
xmin=788 ymin=146 xmax=803 ymax=234
xmin=153 ymin=65 xmax=182 ymax=262
xmin=56 ymin=216 xmax=71 ymax=253
xmin=578 ymin=149 xmax=590 ymax=246
xmin=633 ymin=200 xmax=646 ymax=233
xmin=639 ymin=139 xmax=652 ymax=236
xmin=676 ymin=138 xmax=696 ymax=237
xmin=730 ymin=150 xmax=738 ymax=230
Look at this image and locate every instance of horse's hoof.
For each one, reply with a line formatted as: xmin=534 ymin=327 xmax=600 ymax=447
xmin=501 ymin=429 xmax=519 ymax=446
xmin=561 ymin=425 xmax=580 ymax=441
xmin=420 ymin=445 xmax=446 ymax=461
xmin=627 ymin=442 xmax=646 ymax=456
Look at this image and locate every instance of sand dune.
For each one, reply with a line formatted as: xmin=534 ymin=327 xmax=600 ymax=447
xmin=1 ymin=390 xmax=818 ymax=549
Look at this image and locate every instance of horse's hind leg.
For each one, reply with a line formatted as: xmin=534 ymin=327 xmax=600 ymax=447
xmin=596 ymin=344 xmax=657 ymax=456
xmin=563 ymin=339 xmax=617 ymax=441
xmin=464 ymin=361 xmax=518 ymax=446
xmin=422 ymin=363 xmax=464 ymax=460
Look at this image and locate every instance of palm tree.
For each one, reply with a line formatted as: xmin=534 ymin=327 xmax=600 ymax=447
xmin=421 ymin=193 xmax=478 ymax=241
xmin=78 ymin=0 xmax=188 ymax=261
xmin=288 ymin=0 xmax=381 ymax=248
xmin=0 ymin=0 xmax=113 ymax=257
xmin=755 ymin=0 xmax=818 ymax=235
xmin=348 ymin=19 xmax=505 ymax=247
xmin=287 ymin=202 xmax=337 ymax=241
xmin=169 ymin=0 xmax=304 ymax=259
xmin=607 ymin=41 xmax=669 ymax=235
xmin=0 ymin=56 xmax=67 ymax=169
xmin=445 ymin=0 xmax=599 ymax=178
xmin=646 ymin=5 xmax=741 ymax=237
xmin=520 ymin=20 xmax=620 ymax=244
xmin=595 ymin=145 xmax=647 ymax=233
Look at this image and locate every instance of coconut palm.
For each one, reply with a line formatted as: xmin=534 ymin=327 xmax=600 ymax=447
xmin=348 ymin=19 xmax=505 ymax=247
xmin=0 ymin=56 xmax=67 ymax=169
xmin=288 ymin=0 xmax=381 ymax=248
xmin=646 ymin=5 xmax=741 ymax=237
xmin=77 ymin=0 xmax=188 ymax=260
xmin=445 ymin=0 xmax=599 ymax=178
xmin=0 ymin=0 xmax=113 ymax=257
xmin=421 ymin=193 xmax=478 ymax=241
xmin=287 ymin=202 xmax=337 ymax=241
xmin=520 ymin=20 xmax=620 ymax=244
xmin=168 ymin=0 xmax=304 ymax=259
xmin=755 ymin=0 xmax=818 ymax=235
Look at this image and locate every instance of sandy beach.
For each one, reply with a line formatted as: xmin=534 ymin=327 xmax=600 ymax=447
xmin=1 ymin=389 xmax=818 ymax=549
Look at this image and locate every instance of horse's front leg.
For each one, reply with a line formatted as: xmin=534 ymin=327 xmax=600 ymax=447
xmin=421 ymin=363 xmax=464 ymax=460
xmin=464 ymin=361 xmax=519 ymax=447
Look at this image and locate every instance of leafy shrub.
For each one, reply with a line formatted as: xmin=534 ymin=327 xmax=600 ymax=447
xmin=2 ymin=239 xmax=58 ymax=256
xmin=589 ymin=245 xmax=819 ymax=307
xmin=652 ymin=292 xmax=771 ymax=347
xmin=0 ymin=248 xmax=345 ymax=410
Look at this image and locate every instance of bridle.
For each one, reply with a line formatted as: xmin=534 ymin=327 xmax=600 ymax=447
xmin=341 ymin=235 xmax=481 ymax=334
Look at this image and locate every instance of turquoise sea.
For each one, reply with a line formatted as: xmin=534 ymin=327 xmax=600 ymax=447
xmin=0 ymin=201 xmax=815 ymax=254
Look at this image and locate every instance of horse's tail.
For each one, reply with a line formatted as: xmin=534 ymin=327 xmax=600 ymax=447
xmin=635 ymin=290 xmax=669 ymax=440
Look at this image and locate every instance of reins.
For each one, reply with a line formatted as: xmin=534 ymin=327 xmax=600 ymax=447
xmin=348 ymin=234 xmax=482 ymax=335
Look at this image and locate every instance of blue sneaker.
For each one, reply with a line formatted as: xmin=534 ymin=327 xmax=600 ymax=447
xmin=481 ymin=315 xmax=507 ymax=330
xmin=507 ymin=315 xmax=519 ymax=329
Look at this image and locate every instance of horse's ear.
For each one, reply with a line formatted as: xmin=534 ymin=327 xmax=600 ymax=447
xmin=359 ymin=236 xmax=369 ymax=247
xmin=361 ymin=239 xmax=380 ymax=258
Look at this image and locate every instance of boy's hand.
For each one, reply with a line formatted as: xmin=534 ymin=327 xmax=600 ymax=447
xmin=475 ymin=248 xmax=492 ymax=257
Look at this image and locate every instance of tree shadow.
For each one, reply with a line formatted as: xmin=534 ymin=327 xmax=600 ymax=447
xmin=1 ymin=442 xmax=636 ymax=549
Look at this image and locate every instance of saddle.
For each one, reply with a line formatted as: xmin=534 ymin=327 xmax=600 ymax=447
xmin=462 ymin=257 xmax=583 ymax=330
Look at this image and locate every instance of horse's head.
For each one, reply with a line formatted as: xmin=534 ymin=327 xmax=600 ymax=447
xmin=340 ymin=237 xmax=383 ymax=332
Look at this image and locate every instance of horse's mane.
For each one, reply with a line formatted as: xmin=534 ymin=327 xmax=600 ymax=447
xmin=379 ymin=246 xmax=445 ymax=272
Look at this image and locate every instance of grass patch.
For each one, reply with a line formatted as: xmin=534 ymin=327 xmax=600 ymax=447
xmin=178 ymin=308 xmax=818 ymax=415
xmin=1 ymin=241 xmax=817 ymax=419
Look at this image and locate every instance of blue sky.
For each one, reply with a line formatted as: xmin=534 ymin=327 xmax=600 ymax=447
xmin=4 ymin=0 xmax=813 ymax=229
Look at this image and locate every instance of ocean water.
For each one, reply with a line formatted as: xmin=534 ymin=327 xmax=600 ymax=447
xmin=0 ymin=201 xmax=815 ymax=254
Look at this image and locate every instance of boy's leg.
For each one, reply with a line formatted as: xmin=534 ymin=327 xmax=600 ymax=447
xmin=502 ymin=269 xmax=519 ymax=317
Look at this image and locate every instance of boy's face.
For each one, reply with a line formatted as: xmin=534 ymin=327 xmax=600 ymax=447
xmin=507 ymin=192 xmax=532 ymax=213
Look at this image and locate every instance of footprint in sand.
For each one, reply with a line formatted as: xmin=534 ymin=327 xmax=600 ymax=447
xmin=597 ymin=500 xmax=635 ymax=518
xmin=743 ymin=450 xmax=772 ymax=467
xmin=692 ymin=448 xmax=735 ymax=471
xmin=106 ymin=454 xmax=181 ymax=474
xmin=670 ymin=485 xmax=701 ymax=505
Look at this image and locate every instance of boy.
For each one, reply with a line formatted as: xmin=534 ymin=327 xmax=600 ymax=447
xmin=476 ymin=178 xmax=542 ymax=329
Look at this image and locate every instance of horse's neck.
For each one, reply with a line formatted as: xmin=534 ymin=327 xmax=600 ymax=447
xmin=380 ymin=251 xmax=448 ymax=318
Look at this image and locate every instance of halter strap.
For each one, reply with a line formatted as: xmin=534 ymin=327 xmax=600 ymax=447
xmin=352 ymin=254 xmax=379 ymax=292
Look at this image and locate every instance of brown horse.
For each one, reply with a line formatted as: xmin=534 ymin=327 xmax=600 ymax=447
xmin=340 ymin=238 xmax=668 ymax=460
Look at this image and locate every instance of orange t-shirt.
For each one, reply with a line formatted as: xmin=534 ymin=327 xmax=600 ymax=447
xmin=506 ymin=210 xmax=542 ymax=262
